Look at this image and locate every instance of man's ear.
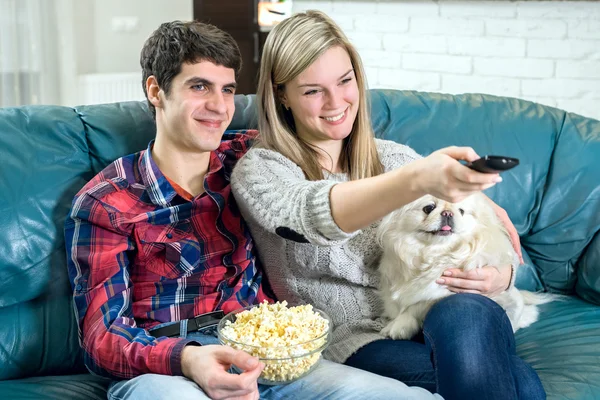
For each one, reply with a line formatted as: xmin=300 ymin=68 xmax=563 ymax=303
xmin=146 ymin=76 xmax=162 ymax=109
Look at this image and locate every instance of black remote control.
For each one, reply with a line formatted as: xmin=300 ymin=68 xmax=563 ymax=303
xmin=466 ymin=155 xmax=519 ymax=173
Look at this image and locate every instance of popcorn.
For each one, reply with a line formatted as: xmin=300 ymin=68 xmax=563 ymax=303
xmin=219 ymin=301 xmax=330 ymax=383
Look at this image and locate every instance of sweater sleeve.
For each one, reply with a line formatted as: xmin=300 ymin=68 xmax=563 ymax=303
xmin=231 ymin=148 xmax=358 ymax=246
xmin=375 ymin=138 xmax=423 ymax=172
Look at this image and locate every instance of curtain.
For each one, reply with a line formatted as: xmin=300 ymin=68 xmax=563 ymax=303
xmin=0 ymin=0 xmax=59 ymax=106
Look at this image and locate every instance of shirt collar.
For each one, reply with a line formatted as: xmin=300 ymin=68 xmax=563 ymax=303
xmin=139 ymin=140 xmax=226 ymax=206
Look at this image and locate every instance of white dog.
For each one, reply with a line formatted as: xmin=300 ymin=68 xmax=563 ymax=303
xmin=377 ymin=193 xmax=552 ymax=340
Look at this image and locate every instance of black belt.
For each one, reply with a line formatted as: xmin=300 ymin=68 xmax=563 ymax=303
xmin=149 ymin=310 xmax=225 ymax=338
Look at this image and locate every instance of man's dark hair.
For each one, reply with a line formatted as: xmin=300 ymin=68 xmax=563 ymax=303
xmin=140 ymin=20 xmax=242 ymax=118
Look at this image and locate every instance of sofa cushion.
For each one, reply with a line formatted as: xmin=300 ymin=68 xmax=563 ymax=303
xmin=0 ymin=106 xmax=91 ymax=379
xmin=0 ymin=374 xmax=109 ymax=400
xmin=577 ymin=231 xmax=600 ymax=305
xmin=520 ymin=111 xmax=600 ymax=296
xmin=74 ymin=102 xmax=156 ymax=174
xmin=516 ymin=297 xmax=600 ymax=397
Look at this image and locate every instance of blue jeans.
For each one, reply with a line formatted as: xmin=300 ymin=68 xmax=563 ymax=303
xmin=107 ymin=325 xmax=442 ymax=400
xmin=345 ymin=294 xmax=546 ymax=400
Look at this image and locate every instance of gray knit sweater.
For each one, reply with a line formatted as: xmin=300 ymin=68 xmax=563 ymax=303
xmin=230 ymin=138 xmax=421 ymax=363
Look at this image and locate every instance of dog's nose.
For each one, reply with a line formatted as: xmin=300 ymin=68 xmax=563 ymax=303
xmin=441 ymin=210 xmax=453 ymax=217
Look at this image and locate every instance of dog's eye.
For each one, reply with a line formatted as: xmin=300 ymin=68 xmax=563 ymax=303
xmin=423 ymin=204 xmax=436 ymax=214
xmin=459 ymin=208 xmax=465 ymax=216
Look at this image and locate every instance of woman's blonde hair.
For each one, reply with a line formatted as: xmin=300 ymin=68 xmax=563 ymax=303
xmin=256 ymin=10 xmax=383 ymax=181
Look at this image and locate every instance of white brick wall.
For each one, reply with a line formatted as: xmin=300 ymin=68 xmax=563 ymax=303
xmin=293 ymin=1 xmax=600 ymax=121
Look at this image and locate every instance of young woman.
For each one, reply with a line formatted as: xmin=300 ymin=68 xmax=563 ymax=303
xmin=231 ymin=10 xmax=545 ymax=400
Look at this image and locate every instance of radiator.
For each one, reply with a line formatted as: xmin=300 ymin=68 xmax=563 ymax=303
xmin=77 ymin=73 xmax=145 ymax=105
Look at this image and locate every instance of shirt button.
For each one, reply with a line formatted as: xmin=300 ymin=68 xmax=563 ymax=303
xmin=75 ymin=284 xmax=82 ymax=291
xmin=166 ymin=233 xmax=173 ymax=239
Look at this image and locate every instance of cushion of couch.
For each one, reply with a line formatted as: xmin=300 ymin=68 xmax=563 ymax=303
xmin=577 ymin=231 xmax=600 ymax=305
xmin=516 ymin=297 xmax=600 ymax=397
xmin=74 ymin=102 xmax=156 ymax=175
xmin=523 ymin=112 xmax=600 ymax=298
xmin=0 ymin=374 xmax=109 ymax=400
xmin=0 ymin=106 xmax=92 ymax=380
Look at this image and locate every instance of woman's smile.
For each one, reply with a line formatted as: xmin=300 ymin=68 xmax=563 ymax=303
xmin=321 ymin=107 xmax=348 ymax=124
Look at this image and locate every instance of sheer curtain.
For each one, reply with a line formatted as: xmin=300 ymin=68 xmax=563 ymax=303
xmin=0 ymin=0 xmax=60 ymax=106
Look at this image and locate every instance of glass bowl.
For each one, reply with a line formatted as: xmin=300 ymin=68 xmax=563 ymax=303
xmin=217 ymin=303 xmax=331 ymax=385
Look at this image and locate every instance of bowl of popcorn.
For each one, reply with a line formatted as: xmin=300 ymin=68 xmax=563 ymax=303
xmin=217 ymin=301 xmax=331 ymax=385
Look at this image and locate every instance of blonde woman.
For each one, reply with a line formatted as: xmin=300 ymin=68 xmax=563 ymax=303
xmin=231 ymin=10 xmax=545 ymax=400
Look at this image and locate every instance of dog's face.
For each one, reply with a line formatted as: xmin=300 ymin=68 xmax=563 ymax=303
xmin=380 ymin=194 xmax=485 ymax=247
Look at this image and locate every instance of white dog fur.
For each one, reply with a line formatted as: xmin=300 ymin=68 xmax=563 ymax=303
xmin=377 ymin=193 xmax=552 ymax=340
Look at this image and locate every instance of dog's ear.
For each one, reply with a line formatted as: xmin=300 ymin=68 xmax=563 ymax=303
xmin=376 ymin=211 xmax=396 ymax=248
xmin=377 ymin=206 xmax=410 ymax=248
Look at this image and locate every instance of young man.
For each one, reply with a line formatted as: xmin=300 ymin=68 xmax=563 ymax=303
xmin=65 ymin=20 xmax=441 ymax=400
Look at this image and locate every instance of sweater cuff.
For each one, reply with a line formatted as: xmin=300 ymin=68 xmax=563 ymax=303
xmin=505 ymin=264 xmax=516 ymax=290
xmin=507 ymin=264 xmax=517 ymax=290
xmin=309 ymin=182 xmax=360 ymax=242
xmin=506 ymin=251 xmax=520 ymax=290
xmin=162 ymin=338 xmax=201 ymax=376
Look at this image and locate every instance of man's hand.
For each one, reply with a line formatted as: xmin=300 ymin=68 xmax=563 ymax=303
xmin=181 ymin=344 xmax=264 ymax=400
xmin=437 ymin=265 xmax=512 ymax=297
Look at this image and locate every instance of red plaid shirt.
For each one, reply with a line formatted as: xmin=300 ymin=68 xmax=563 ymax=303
xmin=65 ymin=130 xmax=273 ymax=379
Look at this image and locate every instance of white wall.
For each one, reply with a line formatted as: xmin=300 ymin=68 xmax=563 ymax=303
xmin=93 ymin=0 xmax=193 ymax=73
xmin=293 ymin=1 xmax=600 ymax=121
xmin=54 ymin=0 xmax=192 ymax=105
xmin=59 ymin=0 xmax=194 ymax=77
xmin=55 ymin=0 xmax=95 ymax=106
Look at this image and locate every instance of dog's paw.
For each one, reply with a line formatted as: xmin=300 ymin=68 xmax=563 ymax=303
xmin=381 ymin=316 xmax=420 ymax=340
